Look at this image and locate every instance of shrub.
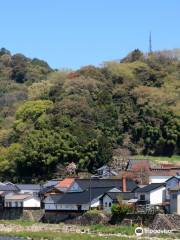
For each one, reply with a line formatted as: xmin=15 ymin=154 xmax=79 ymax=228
xmin=111 ymin=203 xmax=135 ymax=216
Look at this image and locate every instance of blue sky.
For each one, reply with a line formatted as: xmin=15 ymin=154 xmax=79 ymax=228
xmin=0 ymin=0 xmax=179 ymax=69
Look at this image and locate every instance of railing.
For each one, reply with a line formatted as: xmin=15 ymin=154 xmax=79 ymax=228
xmin=136 ymin=204 xmax=157 ymax=214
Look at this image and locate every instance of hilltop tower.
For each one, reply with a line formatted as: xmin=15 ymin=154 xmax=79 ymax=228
xmin=149 ymin=32 xmax=152 ymax=53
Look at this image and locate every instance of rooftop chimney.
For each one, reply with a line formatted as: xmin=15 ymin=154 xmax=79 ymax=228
xmin=122 ymin=175 xmax=127 ymax=192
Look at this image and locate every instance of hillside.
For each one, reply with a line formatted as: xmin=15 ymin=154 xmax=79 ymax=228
xmin=0 ymin=48 xmax=179 ymax=182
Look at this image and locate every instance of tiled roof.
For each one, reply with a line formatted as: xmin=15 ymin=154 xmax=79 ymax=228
xmin=56 ymin=178 xmax=75 ymax=189
xmin=75 ymin=178 xmax=138 ymax=192
xmin=135 ymin=183 xmax=164 ymax=193
xmin=43 ymin=180 xmax=60 ymax=188
xmin=102 ymin=192 xmax=136 ymax=201
xmin=16 ymin=184 xmax=41 ymax=191
xmin=0 ymin=183 xmax=19 ymax=192
xmin=46 ymin=187 xmax=114 ymax=205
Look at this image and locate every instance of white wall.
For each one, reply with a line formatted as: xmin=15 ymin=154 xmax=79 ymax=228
xmin=177 ymin=194 xmax=180 ymax=215
xmin=45 ymin=203 xmax=89 ymax=211
xmin=149 ymin=176 xmax=170 ymax=184
xmin=23 ymin=197 xmax=40 ymax=208
xmin=5 ymin=197 xmax=40 ymax=208
xmin=150 ymin=187 xmax=165 ymax=205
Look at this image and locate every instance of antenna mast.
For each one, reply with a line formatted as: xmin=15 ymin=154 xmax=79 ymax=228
xmin=149 ymin=32 xmax=152 ymax=53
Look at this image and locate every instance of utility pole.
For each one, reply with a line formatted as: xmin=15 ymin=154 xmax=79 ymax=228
xmin=149 ymin=32 xmax=152 ymax=53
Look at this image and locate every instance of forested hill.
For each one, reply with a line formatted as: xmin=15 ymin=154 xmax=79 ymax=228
xmin=0 ymin=48 xmax=179 ymax=182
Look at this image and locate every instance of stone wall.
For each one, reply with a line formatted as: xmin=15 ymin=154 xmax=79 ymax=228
xmin=0 ymin=208 xmax=44 ymax=221
xmin=42 ymin=211 xmax=83 ymax=223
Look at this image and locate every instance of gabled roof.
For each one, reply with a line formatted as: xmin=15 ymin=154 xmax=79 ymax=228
xmin=0 ymin=183 xmax=19 ymax=192
xmin=43 ymin=180 xmax=60 ymax=188
xmin=75 ymin=178 xmax=137 ymax=192
xmin=39 ymin=185 xmax=62 ymax=195
xmin=16 ymin=184 xmax=41 ymax=191
xmin=102 ymin=192 xmax=136 ymax=201
xmin=135 ymin=183 xmax=164 ymax=193
xmin=45 ymin=187 xmax=114 ymax=205
xmin=165 ymin=175 xmax=180 ymax=182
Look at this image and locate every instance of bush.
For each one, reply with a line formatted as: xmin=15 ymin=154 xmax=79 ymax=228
xmin=111 ymin=203 xmax=135 ymax=216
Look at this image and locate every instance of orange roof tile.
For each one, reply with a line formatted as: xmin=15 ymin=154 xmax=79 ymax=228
xmin=56 ymin=178 xmax=75 ymax=188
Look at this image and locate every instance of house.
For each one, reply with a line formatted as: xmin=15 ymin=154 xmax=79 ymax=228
xmin=135 ymin=183 xmax=166 ymax=205
xmin=101 ymin=191 xmax=137 ymax=212
xmin=169 ymin=186 xmax=180 ymax=214
xmin=16 ymin=184 xmax=42 ymax=197
xmin=0 ymin=182 xmax=19 ymax=207
xmin=149 ymin=173 xmax=171 ymax=184
xmin=149 ymin=166 xmax=180 ymax=184
xmin=165 ymin=175 xmax=180 ymax=200
xmin=96 ymin=165 xmax=118 ymax=177
xmin=43 ymin=177 xmax=138 ymax=212
xmin=4 ymin=194 xmax=41 ymax=209
xmin=44 ymin=187 xmax=114 ymax=211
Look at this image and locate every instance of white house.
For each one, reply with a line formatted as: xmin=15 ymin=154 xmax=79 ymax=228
xmin=44 ymin=187 xmax=115 ymax=212
xmin=101 ymin=191 xmax=137 ymax=212
xmin=135 ymin=183 xmax=166 ymax=205
xmin=5 ymin=194 xmax=41 ymax=208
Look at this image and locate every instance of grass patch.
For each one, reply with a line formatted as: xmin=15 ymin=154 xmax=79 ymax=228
xmin=0 ymin=231 xmax=138 ymax=240
xmin=131 ymin=155 xmax=180 ymax=163
xmin=90 ymin=224 xmax=136 ymax=235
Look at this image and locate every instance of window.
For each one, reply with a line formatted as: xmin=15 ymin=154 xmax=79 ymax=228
xmin=15 ymin=202 xmax=18 ymax=207
xmin=140 ymin=194 xmax=145 ymax=201
xmin=172 ymin=194 xmax=177 ymax=199
xmin=105 ymin=202 xmax=107 ymax=207
xmin=109 ymin=202 xmax=112 ymax=207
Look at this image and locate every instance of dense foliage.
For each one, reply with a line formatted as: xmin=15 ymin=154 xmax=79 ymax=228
xmin=0 ymin=48 xmax=179 ymax=182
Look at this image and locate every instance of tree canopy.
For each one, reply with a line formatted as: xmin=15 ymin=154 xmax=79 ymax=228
xmin=0 ymin=48 xmax=179 ymax=182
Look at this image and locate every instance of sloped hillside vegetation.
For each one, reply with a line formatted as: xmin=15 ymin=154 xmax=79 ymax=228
xmin=0 ymin=48 xmax=179 ymax=182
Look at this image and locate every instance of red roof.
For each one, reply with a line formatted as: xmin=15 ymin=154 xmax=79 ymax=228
xmin=56 ymin=178 xmax=75 ymax=188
